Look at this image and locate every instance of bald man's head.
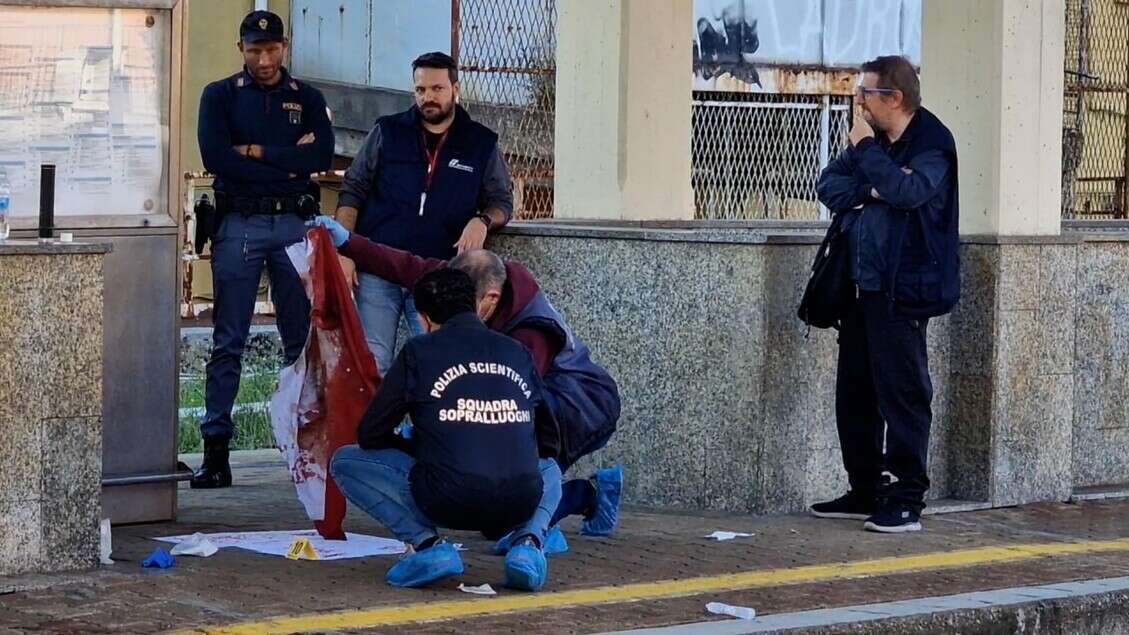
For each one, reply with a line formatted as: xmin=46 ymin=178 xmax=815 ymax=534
xmin=449 ymin=249 xmax=506 ymax=322
xmin=449 ymin=249 xmax=506 ymax=298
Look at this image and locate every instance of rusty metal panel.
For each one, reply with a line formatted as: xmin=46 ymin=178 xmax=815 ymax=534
xmin=706 ymin=67 xmax=859 ymax=96
xmin=289 ymin=0 xmax=370 ymax=86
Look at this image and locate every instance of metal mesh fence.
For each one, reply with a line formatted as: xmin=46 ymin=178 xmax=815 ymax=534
xmin=453 ymin=0 xmax=556 ymax=219
xmin=692 ymin=92 xmax=851 ymax=220
xmin=1063 ymin=0 xmax=1129 ymax=219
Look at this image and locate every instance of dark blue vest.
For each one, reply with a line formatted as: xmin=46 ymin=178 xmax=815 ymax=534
xmin=502 ymin=293 xmax=622 ymax=470
xmin=356 ymin=106 xmax=498 ymax=259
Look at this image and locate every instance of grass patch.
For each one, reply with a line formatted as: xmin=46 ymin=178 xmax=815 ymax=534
xmin=178 ymin=410 xmax=276 ymax=453
xmin=178 ymin=371 xmax=280 ymax=409
xmin=179 ymin=359 xmax=282 ymax=453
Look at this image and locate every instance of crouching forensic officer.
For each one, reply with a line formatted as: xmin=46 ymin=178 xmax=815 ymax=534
xmin=191 ymin=10 xmax=335 ymax=488
xmin=330 ymin=268 xmax=562 ymax=591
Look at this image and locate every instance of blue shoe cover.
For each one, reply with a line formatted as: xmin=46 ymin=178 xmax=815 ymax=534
xmin=494 ymin=526 xmax=569 ymax=556
xmin=580 ymin=465 xmax=623 ymax=536
xmin=503 ymin=542 xmax=547 ymax=592
xmin=386 ymin=542 xmax=463 ymax=588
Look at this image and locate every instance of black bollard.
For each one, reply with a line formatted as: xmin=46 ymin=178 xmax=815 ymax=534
xmin=38 ymin=164 xmax=55 ymax=242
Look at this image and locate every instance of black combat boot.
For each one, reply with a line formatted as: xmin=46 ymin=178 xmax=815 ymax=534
xmin=190 ymin=435 xmax=232 ymax=489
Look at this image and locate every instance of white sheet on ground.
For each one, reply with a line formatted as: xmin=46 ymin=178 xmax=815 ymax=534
xmin=154 ymin=530 xmax=406 ymax=561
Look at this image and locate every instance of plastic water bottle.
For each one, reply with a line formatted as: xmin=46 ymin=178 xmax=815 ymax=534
xmin=706 ymin=602 xmax=756 ymax=620
xmin=0 ymin=171 xmax=10 ymax=240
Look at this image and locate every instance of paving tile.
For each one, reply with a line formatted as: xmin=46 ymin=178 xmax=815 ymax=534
xmin=0 ymin=454 xmax=1128 ymax=634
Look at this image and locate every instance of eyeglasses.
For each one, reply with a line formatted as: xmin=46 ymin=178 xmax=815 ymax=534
xmin=856 ymin=86 xmax=899 ymax=97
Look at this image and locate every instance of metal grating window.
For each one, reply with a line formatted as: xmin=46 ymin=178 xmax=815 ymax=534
xmin=1063 ymin=0 xmax=1129 ymax=219
xmin=453 ymin=0 xmax=556 ymax=219
xmin=692 ymin=92 xmax=851 ymax=220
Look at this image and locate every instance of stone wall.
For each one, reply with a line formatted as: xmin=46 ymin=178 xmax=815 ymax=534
xmin=1074 ymin=240 xmax=1129 ymax=487
xmin=0 ymin=243 xmax=108 ymax=575
xmin=489 ymin=224 xmax=1129 ymax=514
xmin=174 ymin=225 xmax=1129 ymax=514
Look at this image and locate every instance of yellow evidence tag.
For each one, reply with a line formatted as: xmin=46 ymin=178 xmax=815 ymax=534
xmin=286 ymin=537 xmax=320 ymax=560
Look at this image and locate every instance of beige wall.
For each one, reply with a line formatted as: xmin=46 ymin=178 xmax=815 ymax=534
xmin=554 ymin=0 xmax=694 ymax=221
xmin=180 ymin=0 xmax=292 ymax=174
xmin=922 ymin=0 xmax=1065 ymax=236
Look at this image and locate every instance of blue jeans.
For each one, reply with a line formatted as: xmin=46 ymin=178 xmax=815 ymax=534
xmin=520 ymin=459 xmax=562 ymax=543
xmin=330 ymin=446 xmax=437 ymax=546
xmin=355 ymin=272 xmax=425 ymax=372
xmin=202 ymin=213 xmax=310 ymax=439
xmin=330 ymin=445 xmax=562 ymax=545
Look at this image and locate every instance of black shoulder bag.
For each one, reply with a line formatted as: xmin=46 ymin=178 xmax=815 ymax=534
xmin=797 ymin=211 xmax=855 ymax=331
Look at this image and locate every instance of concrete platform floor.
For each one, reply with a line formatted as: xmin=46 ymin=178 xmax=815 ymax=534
xmin=2 ymin=450 xmax=1129 ymax=634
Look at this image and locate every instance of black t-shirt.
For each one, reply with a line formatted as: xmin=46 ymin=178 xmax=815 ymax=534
xmin=424 ymin=129 xmax=444 ymax=154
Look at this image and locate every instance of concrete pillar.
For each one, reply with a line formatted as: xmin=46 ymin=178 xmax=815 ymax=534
xmin=923 ymin=0 xmax=1075 ymax=508
xmin=921 ymin=0 xmax=1065 ymax=236
xmin=554 ymin=0 xmax=694 ymax=221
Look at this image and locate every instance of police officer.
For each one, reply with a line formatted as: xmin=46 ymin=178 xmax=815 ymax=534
xmin=330 ymin=268 xmax=561 ymax=592
xmin=192 ymin=11 xmax=334 ymax=488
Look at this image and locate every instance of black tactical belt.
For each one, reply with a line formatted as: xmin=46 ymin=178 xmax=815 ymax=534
xmin=225 ymin=195 xmax=317 ymax=217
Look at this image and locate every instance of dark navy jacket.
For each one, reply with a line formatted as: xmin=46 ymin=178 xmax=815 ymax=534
xmin=816 ymin=107 xmax=960 ymax=318
xmin=339 ymin=105 xmax=513 ymax=259
xmin=197 ymin=67 xmax=334 ymax=199
xmin=356 ymin=312 xmax=558 ymax=531
xmin=499 ymin=291 xmax=621 ymax=471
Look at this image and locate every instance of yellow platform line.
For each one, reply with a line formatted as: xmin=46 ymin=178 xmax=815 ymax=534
xmin=170 ymin=536 xmax=1129 ymax=635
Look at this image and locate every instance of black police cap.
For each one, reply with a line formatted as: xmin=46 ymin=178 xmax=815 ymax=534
xmin=240 ymin=10 xmax=285 ymax=43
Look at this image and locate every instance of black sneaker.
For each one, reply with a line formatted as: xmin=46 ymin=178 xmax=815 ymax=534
xmin=863 ymin=505 xmax=922 ymax=533
xmin=810 ymin=491 xmax=877 ymax=520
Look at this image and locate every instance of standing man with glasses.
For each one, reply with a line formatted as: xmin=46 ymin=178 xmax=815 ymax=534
xmin=332 ymin=52 xmax=513 ymax=373
xmin=192 ymin=10 xmax=334 ymax=488
xmin=811 ymin=55 xmax=960 ymax=532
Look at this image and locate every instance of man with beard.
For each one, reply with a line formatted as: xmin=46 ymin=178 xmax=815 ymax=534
xmin=812 ymin=55 xmax=959 ymax=533
xmin=332 ymin=52 xmax=513 ymax=373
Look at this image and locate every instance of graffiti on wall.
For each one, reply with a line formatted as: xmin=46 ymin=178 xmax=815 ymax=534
xmin=692 ymin=0 xmax=921 ymax=94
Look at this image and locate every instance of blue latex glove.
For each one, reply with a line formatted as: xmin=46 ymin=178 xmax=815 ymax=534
xmin=141 ymin=547 xmax=176 ymax=569
xmin=307 ymin=215 xmax=350 ymax=248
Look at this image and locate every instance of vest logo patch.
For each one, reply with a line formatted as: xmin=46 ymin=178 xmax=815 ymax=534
xmin=282 ymin=102 xmax=303 ymax=111
xmin=448 ymin=159 xmax=475 ymax=174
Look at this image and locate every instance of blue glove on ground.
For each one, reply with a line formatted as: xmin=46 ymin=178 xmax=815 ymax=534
xmin=141 ymin=547 xmax=176 ymax=569
xmin=307 ymin=215 xmax=350 ymax=248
